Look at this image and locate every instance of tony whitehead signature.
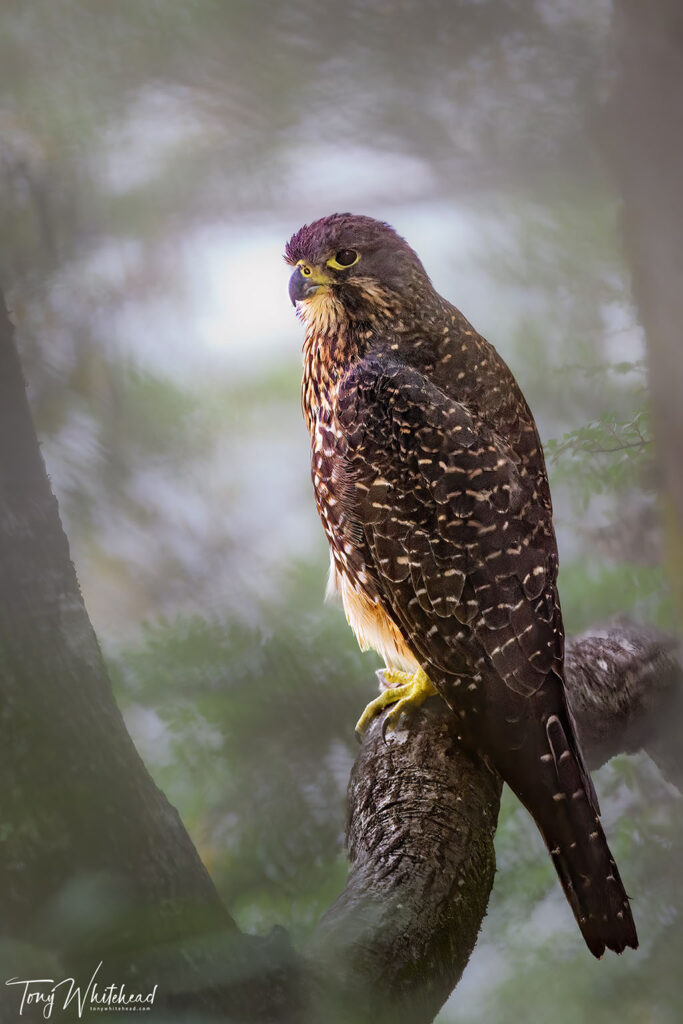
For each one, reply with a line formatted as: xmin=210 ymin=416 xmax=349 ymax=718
xmin=5 ymin=962 xmax=158 ymax=1018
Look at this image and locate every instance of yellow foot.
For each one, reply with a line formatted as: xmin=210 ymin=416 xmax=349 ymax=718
xmin=355 ymin=667 xmax=439 ymax=737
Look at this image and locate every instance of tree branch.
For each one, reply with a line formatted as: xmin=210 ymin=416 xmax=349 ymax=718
xmin=0 ymin=293 xmax=680 ymax=1024
xmin=310 ymin=620 xmax=683 ymax=1024
xmin=308 ymin=709 xmax=500 ymax=1024
xmin=567 ymin=623 xmax=683 ymax=785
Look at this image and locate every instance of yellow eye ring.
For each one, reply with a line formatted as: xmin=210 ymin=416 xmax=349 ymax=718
xmin=326 ymin=249 xmax=360 ymax=271
xmin=297 ymin=260 xmax=313 ymax=277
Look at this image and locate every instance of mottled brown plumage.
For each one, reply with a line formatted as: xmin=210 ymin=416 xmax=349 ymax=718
xmin=285 ymin=213 xmax=637 ymax=957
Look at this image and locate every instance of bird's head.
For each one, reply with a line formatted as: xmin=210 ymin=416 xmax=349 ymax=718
xmin=284 ymin=213 xmax=431 ymax=327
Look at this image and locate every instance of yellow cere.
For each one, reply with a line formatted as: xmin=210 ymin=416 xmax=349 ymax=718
xmin=296 ymin=259 xmax=332 ymax=285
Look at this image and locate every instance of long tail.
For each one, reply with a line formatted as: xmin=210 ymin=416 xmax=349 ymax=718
xmin=511 ymin=714 xmax=638 ymax=957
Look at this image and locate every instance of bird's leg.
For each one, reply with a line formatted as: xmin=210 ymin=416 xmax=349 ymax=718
xmin=355 ymin=666 xmax=439 ymax=736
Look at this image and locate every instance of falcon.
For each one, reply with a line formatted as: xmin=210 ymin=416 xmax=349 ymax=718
xmin=285 ymin=213 xmax=637 ymax=957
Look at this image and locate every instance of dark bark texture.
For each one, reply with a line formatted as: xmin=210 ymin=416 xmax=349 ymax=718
xmin=0 ymin=287 xmax=681 ymax=1024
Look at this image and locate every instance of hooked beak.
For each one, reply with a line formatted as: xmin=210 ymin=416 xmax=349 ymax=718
xmin=289 ymin=267 xmax=319 ymax=305
xmin=288 ymin=262 xmax=331 ymax=305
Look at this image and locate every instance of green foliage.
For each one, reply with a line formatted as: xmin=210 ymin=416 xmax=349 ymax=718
xmin=560 ymin=561 xmax=673 ymax=634
xmin=108 ymin=564 xmax=379 ymax=944
xmin=546 ymin=401 xmax=652 ymax=508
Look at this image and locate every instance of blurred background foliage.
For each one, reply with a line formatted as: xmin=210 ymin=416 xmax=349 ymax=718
xmin=1 ymin=1 xmax=680 ymax=1020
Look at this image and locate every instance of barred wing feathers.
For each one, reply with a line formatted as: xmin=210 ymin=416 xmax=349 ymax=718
xmin=336 ymin=354 xmax=637 ymax=956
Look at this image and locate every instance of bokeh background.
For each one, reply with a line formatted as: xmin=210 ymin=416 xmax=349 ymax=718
xmin=2 ymin=1 xmax=681 ymax=1020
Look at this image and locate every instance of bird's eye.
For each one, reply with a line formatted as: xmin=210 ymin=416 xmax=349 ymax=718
xmin=335 ymin=249 xmax=358 ymax=266
xmin=327 ymin=249 xmax=360 ymax=270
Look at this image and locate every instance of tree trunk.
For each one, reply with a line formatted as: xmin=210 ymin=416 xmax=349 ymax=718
xmin=0 ymin=295 xmax=302 ymax=1022
xmin=605 ymin=0 xmax=683 ymax=613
